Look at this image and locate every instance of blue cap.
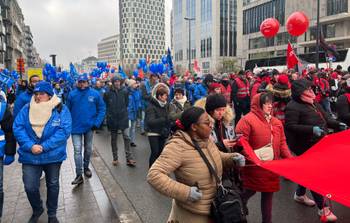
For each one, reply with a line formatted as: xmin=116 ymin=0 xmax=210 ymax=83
xmin=77 ymin=73 xmax=89 ymax=82
xmin=34 ymin=81 xmax=54 ymax=96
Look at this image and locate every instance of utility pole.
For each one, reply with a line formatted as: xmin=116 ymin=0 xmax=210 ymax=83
xmin=50 ymin=54 xmax=57 ymax=67
xmin=315 ymin=0 xmax=320 ymax=69
xmin=184 ymin=17 xmax=195 ymax=72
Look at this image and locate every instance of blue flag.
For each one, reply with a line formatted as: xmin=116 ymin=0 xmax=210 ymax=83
xmin=167 ymin=48 xmax=175 ymax=77
xmin=118 ymin=65 xmax=127 ymax=79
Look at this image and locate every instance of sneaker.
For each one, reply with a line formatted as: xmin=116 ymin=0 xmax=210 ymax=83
xmin=130 ymin=142 xmax=137 ymax=147
xmin=84 ymin=168 xmax=92 ymax=178
xmin=112 ymin=160 xmax=119 ymax=166
xmin=318 ymin=207 xmax=337 ymax=222
xmin=293 ymin=193 xmax=316 ymax=206
xmin=48 ymin=216 xmax=59 ymax=223
xmin=71 ymin=175 xmax=83 ymax=185
xmin=28 ymin=208 xmax=44 ymax=223
xmin=140 ymin=131 xmax=146 ymax=136
xmin=126 ymin=159 xmax=136 ymax=167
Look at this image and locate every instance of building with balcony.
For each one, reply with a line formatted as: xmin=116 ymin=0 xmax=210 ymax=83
xmin=237 ymin=0 xmax=350 ymax=67
xmin=24 ymin=25 xmax=35 ymax=67
xmin=172 ymin=0 xmax=238 ymax=75
xmin=0 ymin=0 xmax=25 ymax=70
xmin=97 ymin=34 xmax=120 ymax=66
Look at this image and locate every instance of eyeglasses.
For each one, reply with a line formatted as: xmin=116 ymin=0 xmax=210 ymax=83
xmin=196 ymin=121 xmax=214 ymax=128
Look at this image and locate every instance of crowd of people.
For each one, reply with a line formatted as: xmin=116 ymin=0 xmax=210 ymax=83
xmin=0 ymin=64 xmax=349 ymax=223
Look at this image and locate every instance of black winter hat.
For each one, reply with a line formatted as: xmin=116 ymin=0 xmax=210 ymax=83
xmin=203 ymin=74 xmax=214 ymax=85
xmin=205 ymin=94 xmax=227 ymax=113
xmin=291 ymin=79 xmax=313 ymax=100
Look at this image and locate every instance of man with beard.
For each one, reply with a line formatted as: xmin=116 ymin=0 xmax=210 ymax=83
xmin=13 ymin=75 xmax=40 ymax=118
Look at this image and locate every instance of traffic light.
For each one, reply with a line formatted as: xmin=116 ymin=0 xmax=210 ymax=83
xmin=17 ymin=58 xmax=25 ymax=74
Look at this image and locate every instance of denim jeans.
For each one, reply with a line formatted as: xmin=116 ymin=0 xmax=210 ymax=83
xmin=111 ymin=129 xmax=132 ymax=161
xmin=0 ymin=158 xmax=3 ymax=218
xmin=320 ymin=97 xmax=332 ymax=115
xmin=141 ymin=110 xmax=146 ymax=133
xmin=129 ymin=120 xmax=137 ymax=143
xmin=72 ymin=130 xmax=93 ymax=176
xmin=22 ymin=163 xmax=62 ymax=217
xmin=0 ymin=158 xmax=3 ymax=194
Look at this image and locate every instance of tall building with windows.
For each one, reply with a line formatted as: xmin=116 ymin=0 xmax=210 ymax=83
xmin=173 ymin=0 xmax=238 ymax=75
xmin=237 ymin=0 xmax=350 ymax=68
xmin=119 ymin=0 xmax=165 ymax=71
xmin=97 ymin=34 xmax=120 ymax=66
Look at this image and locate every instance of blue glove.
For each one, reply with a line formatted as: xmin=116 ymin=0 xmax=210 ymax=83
xmin=3 ymin=155 xmax=14 ymax=165
xmin=339 ymin=122 xmax=348 ymax=130
xmin=312 ymin=126 xmax=324 ymax=137
xmin=233 ymin=153 xmax=246 ymax=167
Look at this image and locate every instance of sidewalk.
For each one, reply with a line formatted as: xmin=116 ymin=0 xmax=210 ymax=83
xmin=2 ymin=140 xmax=119 ymax=223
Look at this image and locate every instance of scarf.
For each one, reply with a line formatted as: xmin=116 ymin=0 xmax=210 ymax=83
xmin=300 ymin=90 xmax=316 ymax=104
xmin=175 ymin=96 xmax=187 ymax=108
xmin=29 ymin=94 xmax=61 ymax=138
xmin=156 ymin=99 xmax=167 ymax=107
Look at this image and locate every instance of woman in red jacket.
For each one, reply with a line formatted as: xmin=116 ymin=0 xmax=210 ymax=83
xmin=236 ymin=92 xmax=293 ymax=223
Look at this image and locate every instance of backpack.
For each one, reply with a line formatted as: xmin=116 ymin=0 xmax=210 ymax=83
xmin=192 ymin=141 xmax=247 ymax=223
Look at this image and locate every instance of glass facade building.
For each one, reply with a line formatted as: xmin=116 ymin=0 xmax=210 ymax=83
xmin=119 ymin=0 xmax=165 ymax=70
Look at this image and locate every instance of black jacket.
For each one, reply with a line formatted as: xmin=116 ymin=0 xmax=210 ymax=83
xmin=104 ymin=86 xmax=129 ymax=131
xmin=145 ymin=97 xmax=170 ymax=138
xmin=285 ymin=99 xmax=339 ymax=155
xmin=336 ymin=94 xmax=350 ymax=125
xmin=2 ymin=105 xmax=16 ymax=156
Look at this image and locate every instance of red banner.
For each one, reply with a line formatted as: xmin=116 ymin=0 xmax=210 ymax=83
xmin=240 ymin=129 xmax=350 ymax=208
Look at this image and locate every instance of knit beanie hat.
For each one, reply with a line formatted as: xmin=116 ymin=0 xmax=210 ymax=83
xmin=208 ymin=82 xmax=222 ymax=93
xmin=127 ymin=79 xmax=136 ymax=86
xmin=275 ymin=74 xmax=291 ymax=90
xmin=205 ymin=94 xmax=227 ymax=113
xmin=33 ymin=81 xmax=54 ymax=96
xmin=291 ymin=79 xmax=313 ymax=100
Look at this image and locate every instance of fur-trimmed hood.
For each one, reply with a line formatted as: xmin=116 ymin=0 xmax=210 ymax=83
xmin=151 ymin=82 xmax=170 ymax=99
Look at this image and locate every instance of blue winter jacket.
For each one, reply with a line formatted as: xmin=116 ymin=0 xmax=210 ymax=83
xmin=13 ymin=90 xmax=33 ymax=118
xmin=128 ymin=87 xmax=142 ymax=121
xmin=13 ymin=104 xmax=72 ymax=165
xmin=66 ymin=87 xmax=106 ymax=134
xmin=193 ymin=83 xmax=207 ymax=102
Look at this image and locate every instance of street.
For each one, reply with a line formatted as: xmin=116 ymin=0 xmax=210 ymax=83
xmin=93 ymin=129 xmax=350 ymax=223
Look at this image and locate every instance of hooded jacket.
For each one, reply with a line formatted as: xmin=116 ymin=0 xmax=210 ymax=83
xmin=145 ymin=83 xmax=171 ymax=137
xmin=66 ymin=87 xmax=106 ymax=134
xmin=127 ymin=87 xmax=142 ymax=121
xmin=285 ymin=79 xmax=340 ymax=155
xmin=147 ymin=130 xmax=236 ymax=215
xmin=13 ymin=89 xmax=33 ymax=118
xmin=235 ymin=93 xmax=292 ymax=192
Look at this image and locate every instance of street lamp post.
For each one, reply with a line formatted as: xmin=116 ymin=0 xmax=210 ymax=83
xmin=315 ymin=0 xmax=320 ymax=69
xmin=184 ymin=17 xmax=195 ymax=72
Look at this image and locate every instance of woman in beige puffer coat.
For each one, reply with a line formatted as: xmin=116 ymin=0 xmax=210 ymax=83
xmin=147 ymin=107 xmax=245 ymax=223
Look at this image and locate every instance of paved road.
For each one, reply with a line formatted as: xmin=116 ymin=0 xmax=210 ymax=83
xmin=93 ymin=129 xmax=350 ymax=223
xmin=2 ymin=139 xmax=118 ymax=223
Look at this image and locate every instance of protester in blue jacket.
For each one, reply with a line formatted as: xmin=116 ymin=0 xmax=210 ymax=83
xmin=13 ymin=75 xmax=40 ymax=118
xmin=13 ymin=81 xmax=71 ymax=223
xmin=193 ymin=74 xmax=213 ymax=103
xmin=127 ymin=79 xmax=142 ymax=147
xmin=66 ymin=74 xmax=106 ymax=185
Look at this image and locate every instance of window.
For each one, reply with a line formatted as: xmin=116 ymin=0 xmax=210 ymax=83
xmin=327 ymin=0 xmax=348 ymax=16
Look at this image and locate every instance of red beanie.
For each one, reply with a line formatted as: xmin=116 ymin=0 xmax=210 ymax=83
xmin=209 ymin=82 xmax=222 ymax=93
xmin=278 ymin=74 xmax=291 ymax=89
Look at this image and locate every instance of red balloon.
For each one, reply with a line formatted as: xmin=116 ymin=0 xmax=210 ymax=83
xmin=260 ymin=18 xmax=280 ymax=38
xmin=286 ymin=11 xmax=309 ymax=36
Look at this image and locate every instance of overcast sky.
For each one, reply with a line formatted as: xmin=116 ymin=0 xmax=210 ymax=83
xmin=18 ymin=0 xmax=172 ymax=69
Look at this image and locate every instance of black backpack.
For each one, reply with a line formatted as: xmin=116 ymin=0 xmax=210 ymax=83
xmin=193 ymin=141 xmax=247 ymax=223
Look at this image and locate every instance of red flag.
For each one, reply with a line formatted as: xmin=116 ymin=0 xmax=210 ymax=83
xmin=240 ymin=129 xmax=350 ymax=208
xmin=287 ymin=42 xmax=299 ymax=69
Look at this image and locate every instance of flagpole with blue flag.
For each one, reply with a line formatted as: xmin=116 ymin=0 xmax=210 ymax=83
xmin=118 ymin=65 xmax=127 ymax=79
xmin=167 ymin=48 xmax=175 ymax=77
